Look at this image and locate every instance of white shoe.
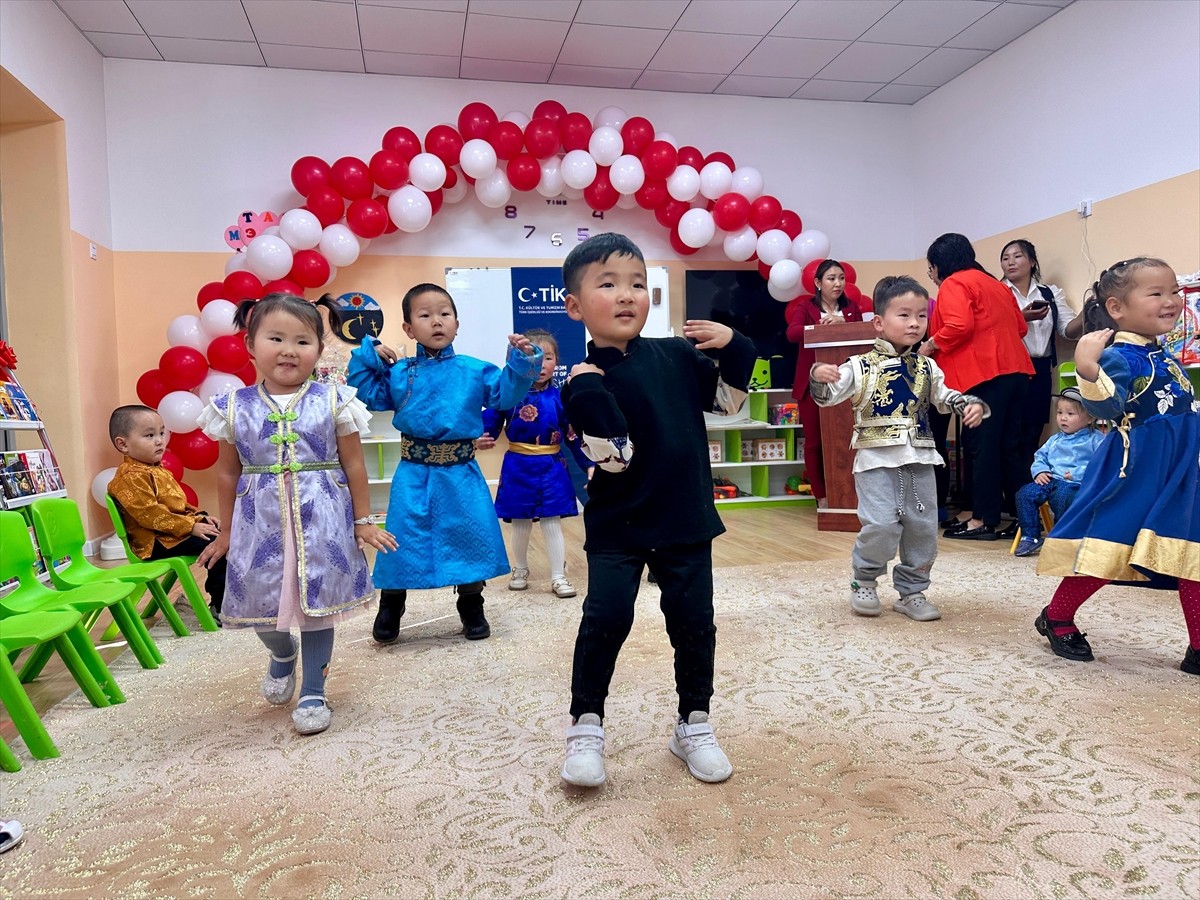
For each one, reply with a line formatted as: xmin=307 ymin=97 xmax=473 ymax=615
xmin=894 ymin=592 xmax=942 ymax=621
xmin=669 ymin=712 xmax=733 ymax=783
xmin=551 ymin=577 xmax=577 ymax=598
xmin=509 ymin=567 xmax=529 ymax=591
xmin=292 ymin=696 xmax=332 ymax=735
xmin=261 ymin=640 xmax=298 ymax=705
xmin=0 ymin=820 xmax=24 ymax=854
xmin=850 ymin=581 xmax=882 ymax=616
xmin=561 ymin=713 xmax=606 ymax=786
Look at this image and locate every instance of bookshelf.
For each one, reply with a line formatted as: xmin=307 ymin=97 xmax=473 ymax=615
xmin=706 ymin=388 xmax=814 ymax=509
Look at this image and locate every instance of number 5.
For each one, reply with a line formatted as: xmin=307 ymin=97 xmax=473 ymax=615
xmin=577 ymin=227 xmax=589 ymax=242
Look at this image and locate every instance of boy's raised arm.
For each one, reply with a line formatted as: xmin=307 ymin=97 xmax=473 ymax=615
xmin=562 ymin=366 xmax=633 ymax=473
xmin=346 ymin=339 xmax=398 ymax=411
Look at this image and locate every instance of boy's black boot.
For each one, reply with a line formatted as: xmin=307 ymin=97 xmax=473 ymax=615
xmin=373 ymin=589 xmax=407 ymax=644
xmin=1182 ymin=645 xmax=1200 ymax=676
xmin=455 ymin=582 xmax=490 ymax=640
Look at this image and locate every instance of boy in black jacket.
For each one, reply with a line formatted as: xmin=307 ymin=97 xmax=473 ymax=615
xmin=558 ymin=233 xmax=756 ymax=787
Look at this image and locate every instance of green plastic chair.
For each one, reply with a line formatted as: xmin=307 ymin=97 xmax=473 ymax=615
xmin=0 ymin=510 xmax=159 ymax=678
xmin=104 ymin=494 xmax=218 ymax=633
xmin=0 ymin=608 xmax=124 ymax=761
xmin=1 ymin=735 xmax=21 ymax=772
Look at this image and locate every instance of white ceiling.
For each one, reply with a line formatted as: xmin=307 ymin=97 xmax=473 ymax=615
xmin=54 ymin=0 xmax=1073 ymax=105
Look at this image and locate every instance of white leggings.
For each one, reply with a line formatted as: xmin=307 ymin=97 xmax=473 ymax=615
xmin=509 ymin=517 xmax=566 ymax=579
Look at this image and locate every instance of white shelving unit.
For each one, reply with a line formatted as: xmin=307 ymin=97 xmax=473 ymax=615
xmin=707 ymin=388 xmax=814 ymax=508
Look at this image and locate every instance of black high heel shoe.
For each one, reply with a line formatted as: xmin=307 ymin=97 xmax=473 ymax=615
xmin=1034 ymin=607 xmax=1094 ymax=661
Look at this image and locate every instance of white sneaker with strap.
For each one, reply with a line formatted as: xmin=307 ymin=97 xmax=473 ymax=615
xmin=561 ymin=713 xmax=606 ymax=787
xmin=669 ymin=712 xmax=733 ymax=783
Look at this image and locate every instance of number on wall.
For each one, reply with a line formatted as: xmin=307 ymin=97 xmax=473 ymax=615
xmin=504 ymin=205 xmax=518 ymax=219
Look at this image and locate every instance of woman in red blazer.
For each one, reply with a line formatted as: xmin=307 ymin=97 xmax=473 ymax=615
xmin=786 ymin=259 xmax=863 ymax=507
xmin=920 ymin=233 xmax=1034 ymax=539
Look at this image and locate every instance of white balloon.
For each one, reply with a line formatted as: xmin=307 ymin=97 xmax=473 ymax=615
xmin=666 ymin=165 xmax=700 ymax=202
xmin=263 ymin=225 xmax=281 ymax=237
xmin=654 ymin=130 xmax=678 ymax=148
xmin=707 ymin=225 xmax=727 ymax=247
xmin=224 ymin=252 xmax=250 ymax=276
xmin=199 ymin=299 xmax=239 ymax=341
xmin=768 ymin=280 xmax=802 ymax=303
xmin=503 ymin=110 xmax=530 ymax=128
xmin=561 ymin=149 xmax=598 ymax=190
xmin=354 ymin=233 xmax=372 ymax=252
xmin=157 ymin=391 xmax=204 ymax=434
xmin=278 ymin=208 xmax=323 ymax=251
xmin=609 ymin=154 xmax=645 ymax=194
xmin=562 ymin=184 xmax=584 ymax=200
xmin=756 ymin=229 xmax=792 ymax=266
xmin=699 ymin=162 xmax=733 ymax=201
xmin=588 ymin=126 xmax=624 ymax=166
xmin=198 ymin=369 xmax=244 ymax=404
xmin=790 ymin=229 xmax=831 ymax=266
xmin=408 ymin=152 xmax=447 ymax=192
xmin=444 ymin=177 xmax=469 ymax=204
xmin=91 ymin=466 xmax=119 ymax=507
xmin=616 ymin=193 xmax=639 ymax=209
xmin=388 ymin=186 xmax=433 ymax=233
xmin=475 ymin=169 xmax=512 ymax=209
xmin=723 ymin=226 xmax=758 ymax=262
xmin=459 ymin=138 xmax=498 ymax=179
xmin=536 ymin=156 xmax=564 ymax=198
xmin=245 ymin=234 xmax=294 ymax=281
xmin=166 ymin=315 xmax=208 ymax=352
xmin=677 ymin=208 xmax=716 ymax=249
xmin=593 ymin=105 xmax=628 ymax=130
xmin=321 ymin=264 xmax=338 ymax=289
xmin=768 ymin=259 xmax=802 ymax=291
xmin=319 ymin=224 xmax=360 ymax=268
xmin=730 ymin=166 xmax=764 ymax=201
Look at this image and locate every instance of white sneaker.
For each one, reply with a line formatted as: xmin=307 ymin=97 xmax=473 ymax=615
xmin=561 ymin=713 xmax=606 ymax=787
xmin=551 ymin=577 xmax=577 ymax=598
xmin=509 ymin=567 xmax=529 ymax=591
xmin=669 ymin=712 xmax=733 ymax=783
xmin=850 ymin=581 xmax=881 ymax=616
xmin=894 ymin=592 xmax=942 ymax=621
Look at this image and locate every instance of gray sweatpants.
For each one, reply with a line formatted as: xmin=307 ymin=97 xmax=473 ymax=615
xmin=851 ymin=463 xmax=938 ymax=596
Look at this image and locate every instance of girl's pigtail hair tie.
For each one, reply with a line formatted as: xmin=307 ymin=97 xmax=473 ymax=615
xmin=314 ymin=293 xmax=343 ymax=332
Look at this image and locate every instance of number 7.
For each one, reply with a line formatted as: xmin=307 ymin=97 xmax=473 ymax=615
xmin=524 ymin=225 xmax=536 ymax=239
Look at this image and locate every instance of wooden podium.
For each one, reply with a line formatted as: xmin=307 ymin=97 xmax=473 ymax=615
xmin=803 ymin=320 xmax=879 ymax=532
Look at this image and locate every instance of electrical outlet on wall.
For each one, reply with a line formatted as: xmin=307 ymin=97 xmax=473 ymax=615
xmin=88 ymin=242 xmax=97 ymax=259
xmin=1077 ymin=199 xmax=1092 ymax=218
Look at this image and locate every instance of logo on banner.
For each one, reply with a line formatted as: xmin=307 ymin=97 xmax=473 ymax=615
xmin=510 ymin=267 xmax=586 ymax=385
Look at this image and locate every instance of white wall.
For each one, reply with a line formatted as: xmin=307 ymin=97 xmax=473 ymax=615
xmin=0 ymin=0 xmax=113 ymax=246
xmin=911 ymin=0 xmax=1200 ymax=255
xmin=102 ymin=59 xmax=914 ymax=262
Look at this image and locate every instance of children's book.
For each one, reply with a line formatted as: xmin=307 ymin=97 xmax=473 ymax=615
xmin=1 ymin=454 xmax=35 ymax=499
xmin=3 ymin=382 xmax=36 ymax=421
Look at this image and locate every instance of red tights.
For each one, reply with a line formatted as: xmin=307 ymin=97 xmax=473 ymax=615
xmin=1047 ymin=576 xmax=1200 ymax=648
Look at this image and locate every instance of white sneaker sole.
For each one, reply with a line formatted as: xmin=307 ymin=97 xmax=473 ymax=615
xmin=850 ymin=599 xmax=882 ymax=616
xmin=669 ymin=737 xmax=733 ymax=783
xmin=560 ymin=763 xmax=605 ymax=787
xmin=893 ymin=602 xmax=942 ymax=622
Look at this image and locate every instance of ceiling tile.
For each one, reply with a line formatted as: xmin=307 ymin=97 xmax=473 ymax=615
xmin=770 ymin=0 xmax=899 ymax=41
xmin=715 ymin=74 xmax=807 ymax=98
xmin=895 ymin=46 xmax=988 ymax=84
xmin=867 ymin=82 xmax=937 ymax=103
xmin=55 ymin=0 xmax=143 ymax=34
xmin=648 ymin=31 xmax=760 ymax=75
xmin=674 ymin=0 xmax=794 ymax=36
xmin=364 ymin=49 xmax=462 ymax=76
xmin=575 ymin=0 xmax=688 ymax=29
xmin=359 ymin=0 xmax=467 ymax=8
xmin=467 ymin=0 xmax=580 ymax=22
xmin=358 ymin=5 xmax=465 ymax=54
xmin=634 ymin=70 xmax=724 ymax=93
xmin=734 ymin=36 xmax=849 ymax=78
xmin=860 ymin=0 xmax=999 ymax=46
xmin=792 ymin=78 xmax=886 ymax=101
xmin=946 ymin=1 xmax=1057 ymax=50
xmin=125 ymin=0 xmax=253 ymax=40
xmin=559 ymin=23 xmax=668 ymax=69
xmin=463 ymin=14 xmax=569 ymax=63
xmin=814 ymin=41 xmax=930 ymax=82
xmin=550 ymin=63 xmax=641 ymax=89
xmin=260 ymin=43 xmax=366 ymax=73
xmin=150 ymin=37 xmax=265 ymax=66
xmin=242 ymin=1 xmax=360 ymax=50
xmin=84 ymin=31 xmax=162 ymax=60
xmin=461 ymin=57 xmax=553 ymax=83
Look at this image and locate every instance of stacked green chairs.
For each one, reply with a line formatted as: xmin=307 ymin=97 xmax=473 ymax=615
xmin=104 ymin=494 xmax=218 ymax=633
xmin=1 ymin=608 xmax=124 ymax=761
xmin=0 ymin=510 xmax=160 ymax=678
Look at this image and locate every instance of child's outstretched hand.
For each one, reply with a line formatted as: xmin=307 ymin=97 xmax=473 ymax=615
xmin=475 ymin=435 xmax=496 ymax=451
xmin=683 ymin=320 xmax=733 ymax=350
xmin=961 ymin=401 xmax=985 ymax=428
xmin=356 ymin=523 xmax=398 ymax=553
xmin=811 ymin=363 xmax=840 ymax=384
xmin=508 ymin=334 xmax=536 ymax=356
xmin=568 ymin=362 xmax=604 ymax=381
xmin=374 ymin=342 xmax=399 ymax=364
xmin=1074 ymin=328 xmax=1112 ymax=381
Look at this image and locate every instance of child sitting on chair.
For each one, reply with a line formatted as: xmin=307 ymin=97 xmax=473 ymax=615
xmin=107 ymin=405 xmax=226 ymax=622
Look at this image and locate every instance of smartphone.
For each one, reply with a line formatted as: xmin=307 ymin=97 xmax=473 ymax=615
xmin=1027 ymin=300 xmax=1049 ymax=311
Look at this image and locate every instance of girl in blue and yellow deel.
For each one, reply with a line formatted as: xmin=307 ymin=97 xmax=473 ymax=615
xmin=1035 ymin=259 xmax=1200 ymax=675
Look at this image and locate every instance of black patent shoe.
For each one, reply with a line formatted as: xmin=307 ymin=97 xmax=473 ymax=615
xmin=373 ymin=591 xmax=407 ymax=644
xmin=997 ymin=521 xmax=1019 ymax=538
xmin=942 ymin=519 xmax=971 ymax=535
xmin=1182 ymin=645 xmax=1200 ymax=675
xmin=457 ymin=598 xmax=491 ymax=640
xmin=944 ymin=524 xmax=998 ymax=541
xmin=1034 ymin=607 xmax=1095 ymax=661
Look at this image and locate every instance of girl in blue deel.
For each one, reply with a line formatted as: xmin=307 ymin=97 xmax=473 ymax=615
xmin=347 ymin=283 xmax=541 ymax=644
xmin=1035 ymin=258 xmax=1199 ymax=675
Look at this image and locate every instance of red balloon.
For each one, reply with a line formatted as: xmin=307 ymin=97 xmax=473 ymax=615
xmin=487 ymin=120 xmax=525 ymax=161
xmin=507 ymin=153 xmax=541 ymax=192
xmin=560 ymin=112 xmax=593 ymax=153
xmin=223 ymin=271 xmax=263 ymax=302
xmin=758 ymin=260 xmax=773 ymax=280
xmin=620 ymin=117 xmax=655 ymax=157
xmin=640 ymin=140 xmax=678 ymax=181
xmin=712 ymin=192 xmax=751 ymax=231
xmin=457 ymin=102 xmax=498 ymax=141
xmin=290 ymin=156 xmax=330 ymax=196
xmin=778 ymin=210 xmax=803 ymax=240
xmin=235 ymin=361 xmax=258 ymax=386
xmin=382 ymin=126 xmax=421 ymax=161
xmin=207 ymin=334 xmax=250 ymax=373
xmin=330 ymin=156 xmax=372 ymax=201
xmin=524 ymin=117 xmax=560 ymax=159
xmin=748 ymin=194 xmax=783 ymax=233
xmin=136 ymin=369 xmax=170 ymax=408
xmin=843 ymin=283 xmax=864 ymax=305
xmin=180 ymin=482 xmax=199 ymax=507
xmin=425 ymin=124 xmax=464 ymax=167
xmin=532 ymin=99 xmax=568 ymax=123
xmin=583 ymin=167 xmax=619 ymax=212
xmin=376 ymin=195 xmax=399 ymax=234
xmin=670 ymin=227 xmax=699 ymax=256
xmin=442 ymin=168 xmax=459 ymax=189
xmin=841 ymin=261 xmax=858 ymax=284
xmin=306 ymin=186 xmax=345 ymax=228
xmin=346 ymin=197 xmax=389 ymax=239
xmin=424 ymin=189 xmax=444 ymax=216
xmin=635 ymin=179 xmax=668 ymax=210
xmin=159 ymin=346 xmax=209 ymax=391
xmin=704 ymin=151 xmax=736 ymax=170
xmin=801 ymin=259 xmax=822 ymax=295
xmin=262 ymin=279 xmax=304 ymax=297
xmin=196 ymin=281 xmax=225 ymax=311
xmin=288 ymin=249 xmax=331 ymax=289
xmin=654 ymin=198 xmax=690 ymax=229
xmin=160 ymin=449 xmax=184 ymax=483
xmin=170 ymin=429 xmax=220 ymax=471
xmin=369 ymin=149 xmax=409 ymax=191
xmin=677 ymin=146 xmax=704 ymax=169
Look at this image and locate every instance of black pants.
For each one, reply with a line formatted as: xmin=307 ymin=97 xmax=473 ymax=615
xmin=1016 ymin=355 xmax=1054 ymax=475
xmin=570 ymin=541 xmax=715 ymax=721
xmin=150 ymin=535 xmax=226 ymax=611
xmin=961 ymin=373 xmax=1029 ymax=527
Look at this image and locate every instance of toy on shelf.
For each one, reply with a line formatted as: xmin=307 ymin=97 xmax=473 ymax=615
xmin=707 ymin=440 xmax=723 ymax=463
xmin=768 ymin=402 xmax=799 ymax=425
xmin=712 ymin=477 xmax=745 ymax=500
xmin=752 ymin=438 xmax=787 ymax=461
xmin=784 ymin=475 xmax=812 ymax=496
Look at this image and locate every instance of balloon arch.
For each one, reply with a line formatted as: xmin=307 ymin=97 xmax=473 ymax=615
xmin=126 ymin=99 xmax=864 ymax=500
